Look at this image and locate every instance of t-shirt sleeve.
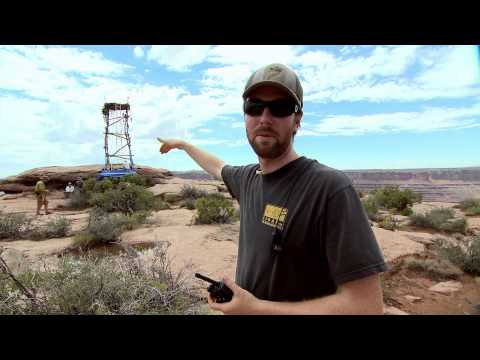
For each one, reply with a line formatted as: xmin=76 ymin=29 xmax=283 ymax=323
xmin=324 ymin=185 xmax=388 ymax=286
xmin=221 ymin=164 xmax=245 ymax=201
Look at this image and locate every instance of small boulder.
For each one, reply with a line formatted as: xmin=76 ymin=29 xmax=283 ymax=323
xmin=384 ymin=306 xmax=409 ymax=315
xmin=404 ymin=295 xmax=423 ymax=303
xmin=428 ymin=281 xmax=463 ymax=294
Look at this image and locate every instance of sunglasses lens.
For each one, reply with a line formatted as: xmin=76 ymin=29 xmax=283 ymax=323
xmin=244 ymin=100 xmax=265 ymax=116
xmin=244 ymin=99 xmax=297 ymax=117
xmin=269 ymin=100 xmax=297 ymax=117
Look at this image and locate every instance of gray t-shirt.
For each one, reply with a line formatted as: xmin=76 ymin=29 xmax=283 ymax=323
xmin=221 ymin=156 xmax=387 ymax=302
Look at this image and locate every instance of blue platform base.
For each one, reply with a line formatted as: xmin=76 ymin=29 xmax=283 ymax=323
xmin=96 ymin=168 xmax=137 ymax=181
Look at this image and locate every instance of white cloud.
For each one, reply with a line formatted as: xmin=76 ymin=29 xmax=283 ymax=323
xmin=133 ymin=46 xmax=144 ymax=59
xmin=207 ymin=45 xmax=304 ymax=67
xmin=231 ymin=121 xmax=244 ymax=129
xmin=146 ymin=45 xmax=212 ymax=72
xmin=296 ymin=45 xmax=480 ymax=104
xmin=298 ymin=103 xmax=480 ymax=136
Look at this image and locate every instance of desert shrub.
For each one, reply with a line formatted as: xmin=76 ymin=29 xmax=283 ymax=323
xmin=44 ymin=216 xmax=71 ymax=238
xmin=153 ymin=199 xmax=170 ymax=211
xmin=164 ymin=193 xmax=182 ymax=204
xmin=0 ymin=243 xmax=204 ymax=315
xmin=436 ymin=235 xmax=480 ymax=275
xmin=0 ymin=213 xmax=33 ymax=240
xmin=465 ymin=206 xmax=480 ymax=216
xmin=73 ymin=210 xmax=127 ymax=249
xmin=404 ymin=257 xmax=463 ymax=280
xmin=361 ymin=197 xmax=379 ymax=221
xmin=400 ymin=207 xmax=413 ymax=216
xmin=83 ymin=177 xmax=97 ymax=192
xmin=377 ymin=215 xmax=398 ymax=231
xmin=372 ymin=185 xmax=421 ymax=212
xmin=195 ymin=195 xmax=235 ymax=224
xmin=459 ymin=198 xmax=480 ymax=210
xmin=90 ymin=184 xmax=155 ymax=214
xmin=440 ymin=218 xmax=468 ymax=235
xmin=66 ymin=189 xmax=90 ymax=209
xmin=184 ymin=197 xmax=196 ymax=210
xmin=120 ymin=174 xmax=146 ymax=187
xmin=93 ymin=178 xmax=114 ymax=193
xmin=409 ymin=208 xmax=467 ymax=234
xmin=459 ymin=198 xmax=480 ymax=216
xmin=179 ymin=185 xmax=209 ymax=200
xmin=30 ymin=216 xmax=72 ymax=240
xmin=72 ymin=209 xmax=149 ymax=249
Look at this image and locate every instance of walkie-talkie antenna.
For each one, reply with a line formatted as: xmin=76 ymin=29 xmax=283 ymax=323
xmin=195 ymin=273 xmax=217 ymax=284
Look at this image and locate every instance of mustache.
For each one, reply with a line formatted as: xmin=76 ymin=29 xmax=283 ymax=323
xmin=254 ymin=127 xmax=277 ymax=137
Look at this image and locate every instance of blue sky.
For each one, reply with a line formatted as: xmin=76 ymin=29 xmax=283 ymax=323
xmin=1 ymin=45 xmax=479 ymax=178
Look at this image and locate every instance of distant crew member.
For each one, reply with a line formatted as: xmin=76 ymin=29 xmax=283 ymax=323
xmin=34 ymin=178 xmax=52 ymax=215
xmin=64 ymin=182 xmax=75 ymax=198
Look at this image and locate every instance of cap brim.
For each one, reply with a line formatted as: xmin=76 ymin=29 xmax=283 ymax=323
xmin=242 ymin=80 xmax=302 ymax=108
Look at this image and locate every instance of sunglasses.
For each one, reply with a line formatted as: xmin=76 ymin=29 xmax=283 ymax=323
xmin=243 ymin=98 xmax=300 ymax=117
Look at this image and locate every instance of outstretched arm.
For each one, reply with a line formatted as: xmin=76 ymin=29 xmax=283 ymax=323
xmin=158 ymin=138 xmax=225 ymax=180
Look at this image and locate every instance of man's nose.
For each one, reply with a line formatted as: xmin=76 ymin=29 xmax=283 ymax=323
xmin=258 ymin=107 xmax=274 ymax=126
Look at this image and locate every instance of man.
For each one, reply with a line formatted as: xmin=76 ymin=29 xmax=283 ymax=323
xmin=64 ymin=182 xmax=75 ymax=198
xmin=34 ymin=177 xmax=51 ymax=215
xmin=158 ymin=63 xmax=387 ymax=314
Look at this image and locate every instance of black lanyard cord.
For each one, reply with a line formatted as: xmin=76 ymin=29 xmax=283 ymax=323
xmin=271 ymin=158 xmax=315 ymax=253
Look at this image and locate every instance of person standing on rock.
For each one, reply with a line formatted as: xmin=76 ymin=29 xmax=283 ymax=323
xmin=34 ymin=177 xmax=51 ymax=215
xmin=158 ymin=63 xmax=387 ymax=314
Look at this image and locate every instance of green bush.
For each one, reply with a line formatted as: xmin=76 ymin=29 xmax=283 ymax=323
xmin=66 ymin=189 xmax=90 ymax=209
xmin=400 ymin=207 xmax=413 ymax=216
xmin=404 ymin=257 xmax=463 ymax=280
xmin=361 ymin=197 xmax=379 ymax=221
xmin=30 ymin=216 xmax=72 ymax=240
xmin=73 ymin=210 xmax=126 ymax=249
xmin=441 ymin=218 xmax=468 ymax=235
xmin=195 ymin=195 xmax=235 ymax=224
xmin=409 ymin=208 xmax=468 ymax=234
xmin=377 ymin=215 xmax=398 ymax=231
xmin=184 ymin=197 xmax=196 ymax=210
xmin=72 ymin=209 xmax=149 ymax=249
xmin=179 ymin=185 xmax=209 ymax=200
xmin=0 ymin=244 xmax=204 ymax=315
xmin=436 ymin=235 xmax=480 ymax=275
xmin=459 ymin=198 xmax=480 ymax=210
xmin=93 ymin=178 xmax=114 ymax=193
xmin=83 ymin=177 xmax=97 ymax=192
xmin=44 ymin=216 xmax=72 ymax=238
xmin=459 ymin=198 xmax=480 ymax=216
xmin=0 ymin=213 xmax=33 ymax=240
xmin=153 ymin=199 xmax=170 ymax=211
xmin=90 ymin=184 xmax=155 ymax=215
xmin=120 ymin=174 xmax=147 ymax=187
xmin=372 ymin=185 xmax=421 ymax=211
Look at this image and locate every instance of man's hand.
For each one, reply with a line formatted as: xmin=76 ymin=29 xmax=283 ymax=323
xmin=207 ymin=277 xmax=262 ymax=315
xmin=157 ymin=138 xmax=186 ymax=154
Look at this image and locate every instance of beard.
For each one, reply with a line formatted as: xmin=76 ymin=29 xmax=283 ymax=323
xmin=246 ymin=126 xmax=294 ymax=159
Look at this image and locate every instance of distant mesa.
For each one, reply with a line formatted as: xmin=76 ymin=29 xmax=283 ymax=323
xmin=0 ymin=165 xmax=172 ymax=193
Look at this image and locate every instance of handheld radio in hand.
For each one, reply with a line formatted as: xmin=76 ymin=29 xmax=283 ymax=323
xmin=195 ymin=273 xmax=233 ymax=303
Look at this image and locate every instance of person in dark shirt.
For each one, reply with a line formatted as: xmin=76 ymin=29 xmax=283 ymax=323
xmin=158 ymin=63 xmax=387 ymax=314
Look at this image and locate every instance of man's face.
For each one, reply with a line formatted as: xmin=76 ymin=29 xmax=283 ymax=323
xmin=244 ymin=86 xmax=301 ymax=159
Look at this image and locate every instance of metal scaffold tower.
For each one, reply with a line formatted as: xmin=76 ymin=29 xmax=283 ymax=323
xmin=98 ymin=102 xmax=136 ymax=179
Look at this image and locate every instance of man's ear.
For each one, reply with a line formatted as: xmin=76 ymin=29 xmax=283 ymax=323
xmin=295 ymin=113 xmax=302 ymax=130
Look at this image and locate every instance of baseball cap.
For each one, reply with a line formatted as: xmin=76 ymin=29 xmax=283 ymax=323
xmin=243 ymin=63 xmax=303 ymax=110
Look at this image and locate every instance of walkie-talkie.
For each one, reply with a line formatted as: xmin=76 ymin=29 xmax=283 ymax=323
xmin=195 ymin=273 xmax=233 ymax=303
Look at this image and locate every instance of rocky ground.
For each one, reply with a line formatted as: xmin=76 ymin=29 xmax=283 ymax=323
xmin=1 ymin=176 xmax=480 ymax=315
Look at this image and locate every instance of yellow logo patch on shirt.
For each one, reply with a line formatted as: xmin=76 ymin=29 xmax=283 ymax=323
xmin=262 ymin=203 xmax=288 ymax=230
